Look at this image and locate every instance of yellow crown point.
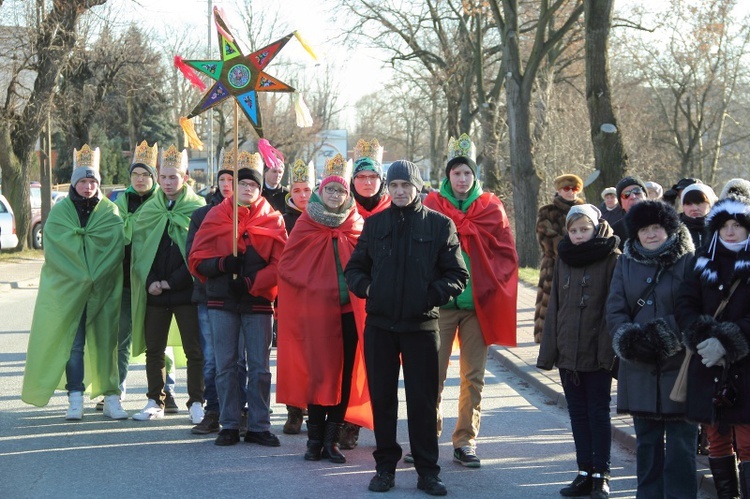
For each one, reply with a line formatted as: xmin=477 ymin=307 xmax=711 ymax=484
xmin=132 ymin=140 xmax=159 ymax=169
xmin=73 ymin=144 xmax=101 ymax=170
xmin=323 ymin=153 xmax=352 ymax=181
xmin=290 ymin=159 xmax=315 ymax=185
xmin=353 ymin=138 xmax=384 ymax=164
xmin=447 ymin=133 xmax=476 ymax=163
xmin=161 ymin=145 xmax=188 ymax=171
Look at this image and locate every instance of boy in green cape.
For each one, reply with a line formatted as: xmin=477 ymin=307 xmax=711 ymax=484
xmin=22 ymin=144 xmax=128 ymax=421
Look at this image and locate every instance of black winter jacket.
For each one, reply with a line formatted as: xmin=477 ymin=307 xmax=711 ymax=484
xmin=676 ymin=243 xmax=750 ymax=425
xmin=186 ymin=193 xmax=222 ymax=304
xmin=146 ymin=222 xmax=194 ymax=307
xmin=262 ymin=185 xmax=289 ymax=214
xmin=120 ymin=189 xmax=154 ymax=289
xmin=345 ymin=197 xmax=468 ymax=332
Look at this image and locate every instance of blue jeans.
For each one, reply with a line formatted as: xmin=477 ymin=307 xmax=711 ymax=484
xmin=65 ymin=310 xmax=87 ymax=393
xmin=209 ymin=309 xmax=272 ymax=431
xmin=560 ymin=368 xmax=612 ymax=472
xmin=118 ymin=289 xmax=132 ymax=392
xmin=632 ymin=417 xmax=698 ymax=498
xmin=198 ymin=303 xmax=219 ymax=412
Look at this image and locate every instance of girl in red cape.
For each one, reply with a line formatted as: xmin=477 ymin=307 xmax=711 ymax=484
xmin=276 ymin=157 xmax=372 ymax=464
xmin=424 ymin=134 xmax=518 ymax=467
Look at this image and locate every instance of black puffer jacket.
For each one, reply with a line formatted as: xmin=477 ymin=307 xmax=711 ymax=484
xmin=345 ymin=197 xmax=468 ymax=332
xmin=186 ymin=193 xmax=223 ymax=304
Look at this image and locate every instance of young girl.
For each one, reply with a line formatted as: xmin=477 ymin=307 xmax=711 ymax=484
xmin=537 ymin=204 xmax=621 ymax=499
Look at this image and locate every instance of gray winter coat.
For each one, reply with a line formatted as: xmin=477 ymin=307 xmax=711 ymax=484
xmin=606 ymin=225 xmax=694 ymax=420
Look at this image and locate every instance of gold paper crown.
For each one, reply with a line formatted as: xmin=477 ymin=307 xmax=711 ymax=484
xmin=160 ymin=145 xmax=189 ymax=171
xmin=73 ymin=144 xmax=101 ymax=170
xmin=447 ymin=133 xmax=476 ymax=163
xmin=353 ymin=138 xmax=384 ymax=164
xmin=132 ymin=140 xmax=158 ymax=169
xmin=290 ymin=159 xmax=315 ymax=185
xmin=219 ymin=148 xmax=262 ymax=173
xmin=323 ymin=153 xmax=353 ymax=181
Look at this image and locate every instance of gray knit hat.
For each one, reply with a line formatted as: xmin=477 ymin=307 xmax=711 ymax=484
xmin=566 ymin=204 xmax=601 ymax=230
xmin=719 ymin=178 xmax=750 ymax=200
xmin=386 ymin=160 xmax=423 ymax=190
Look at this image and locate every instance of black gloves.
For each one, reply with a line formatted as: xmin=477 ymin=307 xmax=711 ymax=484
xmin=219 ymin=253 xmax=244 ymax=274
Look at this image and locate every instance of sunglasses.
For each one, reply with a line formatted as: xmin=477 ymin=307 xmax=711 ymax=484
xmin=621 ymin=187 xmax=644 ymax=200
xmin=561 ymin=186 xmax=580 ymax=193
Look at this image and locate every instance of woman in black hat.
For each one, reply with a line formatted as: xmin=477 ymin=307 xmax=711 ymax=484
xmin=677 ymin=195 xmax=750 ymax=498
xmin=606 ymin=200 xmax=697 ymax=498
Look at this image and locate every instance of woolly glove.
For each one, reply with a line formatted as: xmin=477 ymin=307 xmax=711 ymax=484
xmin=697 ymin=337 xmax=726 ymax=368
xmin=219 ymin=254 xmax=244 ymax=275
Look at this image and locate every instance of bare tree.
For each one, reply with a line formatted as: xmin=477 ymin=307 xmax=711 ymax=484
xmin=0 ymin=0 xmax=107 ymax=250
xmin=581 ymin=0 xmax=628 ymax=201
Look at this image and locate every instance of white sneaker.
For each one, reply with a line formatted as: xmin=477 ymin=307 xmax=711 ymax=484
xmin=65 ymin=391 xmax=84 ymax=420
xmin=132 ymin=399 xmax=164 ymax=421
xmin=189 ymin=401 xmax=204 ymax=425
xmin=103 ymin=395 xmax=128 ymax=420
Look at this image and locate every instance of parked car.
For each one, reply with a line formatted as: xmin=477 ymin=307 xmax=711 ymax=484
xmin=0 ymin=194 xmax=19 ymax=251
xmin=29 ymin=186 xmax=68 ymax=249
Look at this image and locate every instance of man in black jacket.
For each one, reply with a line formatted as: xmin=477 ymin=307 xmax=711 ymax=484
xmin=345 ymin=160 xmax=468 ymax=497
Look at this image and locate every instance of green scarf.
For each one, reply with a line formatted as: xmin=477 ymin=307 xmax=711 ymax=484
xmin=114 ymin=185 xmax=158 ymax=244
xmin=438 ymin=177 xmax=482 ymax=212
xmin=22 ymin=197 xmax=124 ymax=406
xmin=130 ymin=186 xmax=205 ymax=357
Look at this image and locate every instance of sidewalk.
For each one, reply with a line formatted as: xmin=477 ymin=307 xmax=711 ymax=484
xmin=488 ymin=282 xmax=715 ymax=495
xmin=0 ymin=254 xmax=43 ymax=291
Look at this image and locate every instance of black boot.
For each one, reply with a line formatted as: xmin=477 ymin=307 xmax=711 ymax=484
xmin=304 ymin=422 xmax=324 ymax=461
xmin=738 ymin=461 xmax=749 ymax=499
xmin=710 ymin=455 xmax=740 ymax=499
xmin=339 ymin=422 xmax=360 ymax=450
xmin=322 ymin=421 xmax=346 ymax=463
xmin=590 ymin=472 xmax=610 ymax=499
xmin=559 ymin=470 xmax=592 ymax=497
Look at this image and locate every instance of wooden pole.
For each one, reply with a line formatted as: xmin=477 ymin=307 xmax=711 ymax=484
xmin=233 ymin=100 xmax=239 ymax=258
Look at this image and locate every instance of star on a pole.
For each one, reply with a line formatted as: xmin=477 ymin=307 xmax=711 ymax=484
xmin=182 ymin=9 xmax=295 ymax=138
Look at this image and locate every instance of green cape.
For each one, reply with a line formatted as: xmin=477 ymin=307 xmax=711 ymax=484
xmin=22 ymin=197 xmax=124 ymax=406
xmin=114 ymin=185 xmax=158 ymax=244
xmin=130 ymin=186 xmax=205 ymax=357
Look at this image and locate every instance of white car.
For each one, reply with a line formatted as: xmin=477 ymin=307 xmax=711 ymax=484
xmin=0 ymin=194 xmax=19 ymax=251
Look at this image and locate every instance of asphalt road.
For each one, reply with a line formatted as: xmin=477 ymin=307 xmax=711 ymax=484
xmin=0 ymin=268 xmax=713 ymax=498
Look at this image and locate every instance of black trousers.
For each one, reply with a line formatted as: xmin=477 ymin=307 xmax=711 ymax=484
xmin=364 ymin=324 xmax=440 ymax=477
xmin=144 ymin=304 xmax=204 ymax=408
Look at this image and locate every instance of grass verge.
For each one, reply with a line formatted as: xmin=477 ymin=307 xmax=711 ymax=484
xmin=518 ymin=267 xmax=540 ymax=287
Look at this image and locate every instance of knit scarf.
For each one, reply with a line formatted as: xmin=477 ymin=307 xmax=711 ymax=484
xmin=695 ymin=233 xmax=750 ymax=284
xmin=633 ymin=233 xmax=678 ymax=260
xmin=307 ymin=192 xmax=354 ymax=228
xmin=557 ymin=225 xmax=618 ymax=268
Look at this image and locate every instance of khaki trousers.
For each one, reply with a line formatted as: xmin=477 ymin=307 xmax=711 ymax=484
xmin=437 ymin=308 xmax=488 ymax=449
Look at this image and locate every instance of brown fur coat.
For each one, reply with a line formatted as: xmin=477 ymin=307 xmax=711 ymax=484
xmin=534 ymin=194 xmax=584 ymax=342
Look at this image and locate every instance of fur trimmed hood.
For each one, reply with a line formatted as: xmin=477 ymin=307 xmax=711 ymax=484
xmin=623 ymin=223 xmax=694 ymax=267
xmin=720 ymin=178 xmax=750 ymax=200
xmin=706 ymin=195 xmax=750 ymax=235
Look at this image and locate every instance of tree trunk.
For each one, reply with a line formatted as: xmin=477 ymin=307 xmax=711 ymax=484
xmin=582 ymin=0 xmax=627 ymax=203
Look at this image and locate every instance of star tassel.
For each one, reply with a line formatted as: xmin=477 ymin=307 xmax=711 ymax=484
xmin=177 ymin=6 xmax=298 ymax=139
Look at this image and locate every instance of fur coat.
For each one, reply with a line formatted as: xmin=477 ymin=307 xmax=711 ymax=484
xmin=534 ymin=194 xmax=584 ymax=342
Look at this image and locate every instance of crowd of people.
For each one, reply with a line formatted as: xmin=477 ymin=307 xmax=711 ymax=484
xmin=535 ymin=173 xmax=750 ymax=498
xmin=20 ymin=135 xmax=522 ymax=497
xmin=18 ymin=131 xmax=750 ymax=497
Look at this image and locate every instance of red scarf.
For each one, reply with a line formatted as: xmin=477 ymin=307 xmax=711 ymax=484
xmin=275 ymin=209 xmax=373 ymax=429
xmin=356 ymin=194 xmax=391 ymax=220
xmin=425 ymin=191 xmax=519 ymax=346
xmin=188 ymin=196 xmax=287 ymax=301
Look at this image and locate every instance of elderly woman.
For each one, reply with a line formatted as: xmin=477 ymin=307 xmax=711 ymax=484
xmin=606 ymin=200 xmax=697 ymax=498
xmin=676 ymin=195 xmax=750 ymax=499
xmin=276 ymin=154 xmax=372 ymax=464
xmin=534 ymin=174 xmax=585 ymax=343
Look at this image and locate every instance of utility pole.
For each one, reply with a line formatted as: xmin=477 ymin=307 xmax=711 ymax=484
xmin=207 ymin=0 xmax=215 ymax=183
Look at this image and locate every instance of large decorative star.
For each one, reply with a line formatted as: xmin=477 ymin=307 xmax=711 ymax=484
xmin=183 ymin=8 xmax=295 ymax=138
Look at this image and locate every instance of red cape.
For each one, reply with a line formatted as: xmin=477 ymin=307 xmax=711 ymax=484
xmin=425 ymin=191 xmax=519 ymax=346
xmin=275 ymin=209 xmax=373 ymax=429
xmin=188 ymin=196 xmax=287 ymax=301
xmin=356 ymin=194 xmax=391 ymax=220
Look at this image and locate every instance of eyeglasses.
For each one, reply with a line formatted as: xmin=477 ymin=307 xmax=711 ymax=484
xmin=354 ymin=174 xmax=380 ymax=183
xmin=561 ymin=186 xmax=580 ymax=193
xmin=130 ymin=172 xmax=152 ymax=180
xmin=324 ymin=185 xmax=347 ymax=196
xmin=238 ymin=181 xmax=259 ymax=189
xmin=621 ymin=187 xmax=644 ymax=200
